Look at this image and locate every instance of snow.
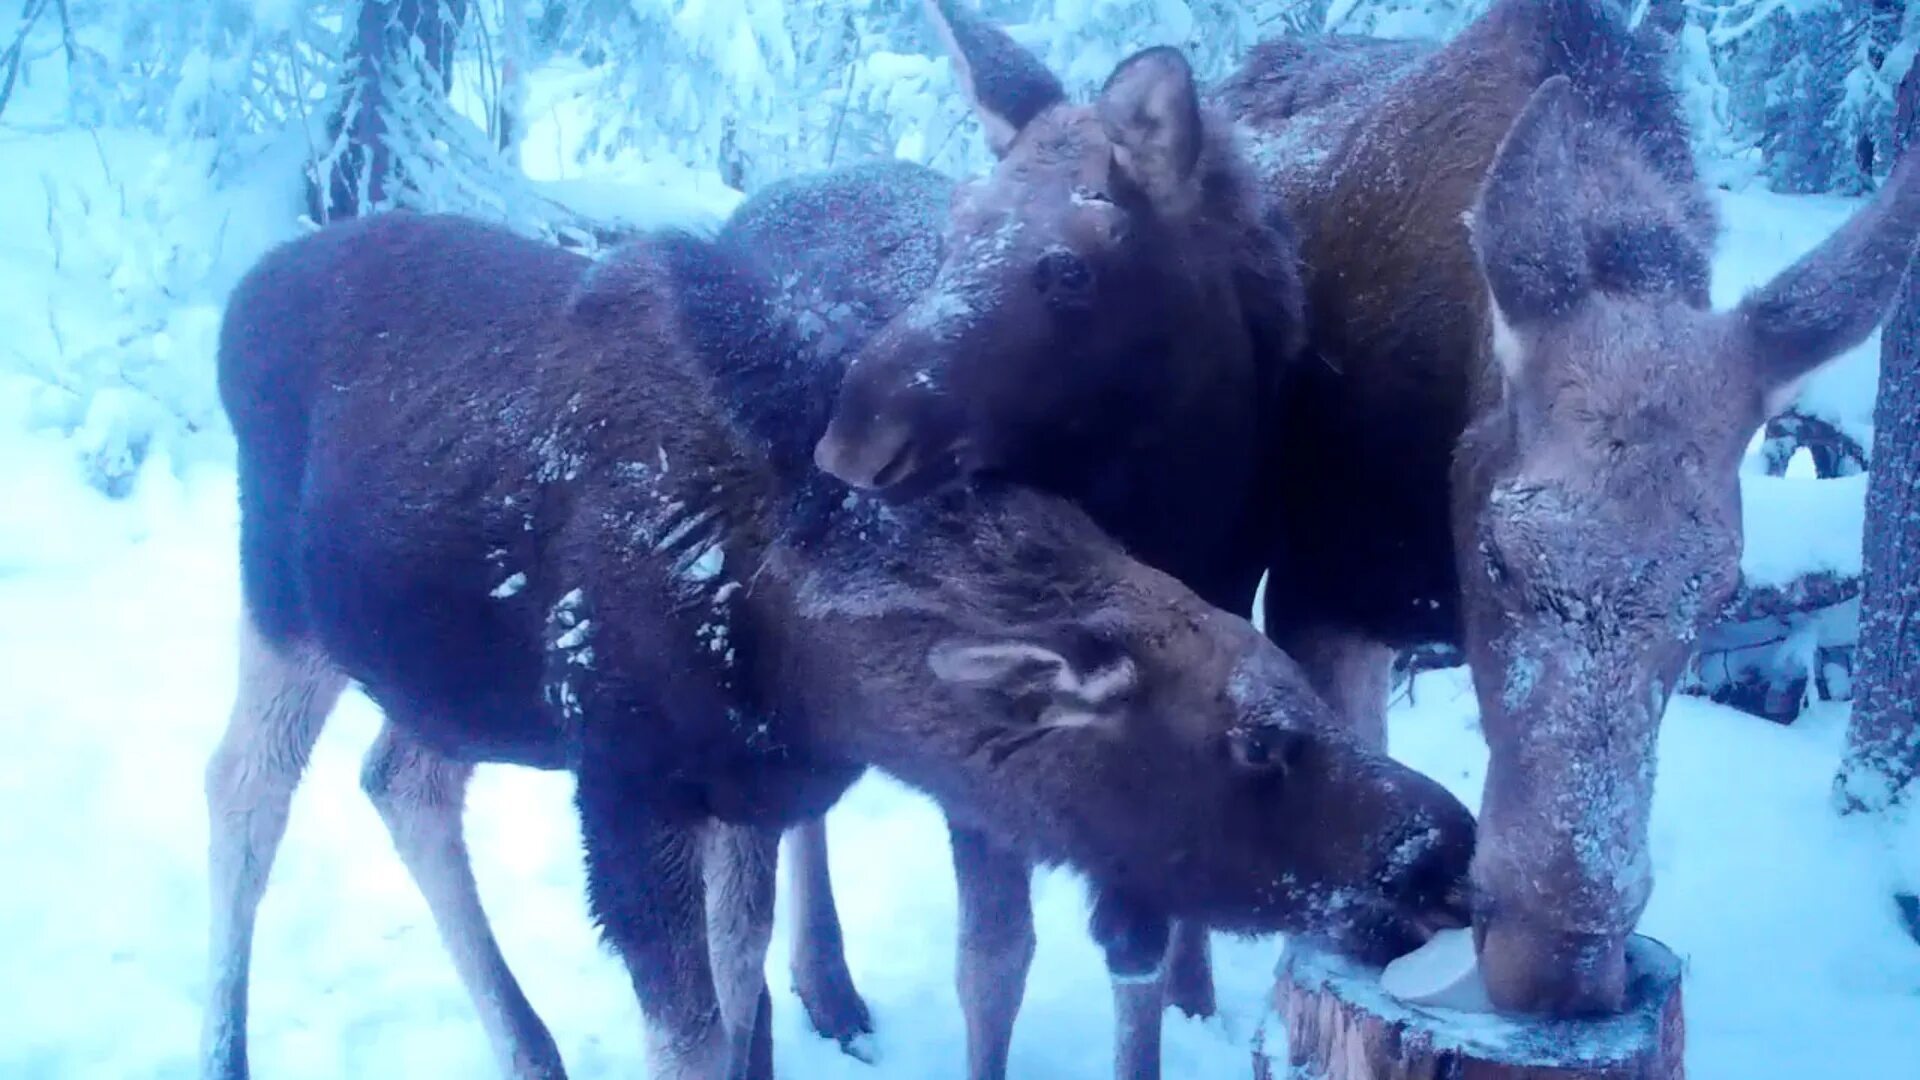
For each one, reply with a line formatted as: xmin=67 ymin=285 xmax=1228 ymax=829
xmin=533 ymin=175 xmax=741 ymax=237
xmin=1738 ymin=472 xmax=1867 ymax=587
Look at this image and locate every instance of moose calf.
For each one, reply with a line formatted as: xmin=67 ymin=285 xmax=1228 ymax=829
xmin=201 ymin=212 xmax=1476 ymax=1080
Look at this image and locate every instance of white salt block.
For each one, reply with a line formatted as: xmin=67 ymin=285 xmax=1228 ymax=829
xmin=1378 ymin=928 xmax=1493 ymax=1012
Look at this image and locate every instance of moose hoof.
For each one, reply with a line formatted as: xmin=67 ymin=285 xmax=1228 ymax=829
xmin=792 ymin=964 xmax=876 ymax=1056
xmin=1261 ymin=935 xmax=1685 ymax=1079
xmin=1160 ymin=921 xmax=1216 ymax=1018
xmin=1163 ymin=958 xmax=1217 ymax=1019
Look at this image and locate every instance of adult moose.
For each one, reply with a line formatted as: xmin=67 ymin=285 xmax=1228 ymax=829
xmin=804 ymin=2 xmax=1307 ymax=1067
xmin=200 ymin=212 xmax=1475 ymax=1080
xmin=820 ymin=0 xmax=1920 ymax=1018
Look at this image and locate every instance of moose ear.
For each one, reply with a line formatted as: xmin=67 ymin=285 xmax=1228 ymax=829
xmin=926 ymin=0 xmax=1066 ymax=157
xmin=1737 ymin=151 xmax=1920 ymax=415
xmin=1470 ymin=76 xmax=1589 ymax=356
xmin=928 ymin=640 xmax=1071 ymax=693
xmin=1097 ymin=46 xmax=1204 ymax=212
xmin=927 ymin=637 xmax=1138 ymax=705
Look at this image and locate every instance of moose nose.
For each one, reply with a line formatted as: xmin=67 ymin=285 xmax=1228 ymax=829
xmin=814 ymin=414 xmax=913 ymax=490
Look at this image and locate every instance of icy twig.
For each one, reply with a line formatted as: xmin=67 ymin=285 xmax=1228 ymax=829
xmin=0 ymin=0 xmax=52 ymax=124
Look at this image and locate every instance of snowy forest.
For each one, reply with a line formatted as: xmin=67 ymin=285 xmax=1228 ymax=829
xmin=5 ymin=0 xmax=1920 ymax=484
xmin=2 ymin=1 xmax=1919 ymax=1078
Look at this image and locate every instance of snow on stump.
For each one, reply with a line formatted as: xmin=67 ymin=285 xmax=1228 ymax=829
xmin=1260 ymin=934 xmax=1684 ymax=1079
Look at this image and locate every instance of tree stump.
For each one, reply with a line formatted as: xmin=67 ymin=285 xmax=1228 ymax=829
xmin=1261 ymin=936 xmax=1684 ymax=1079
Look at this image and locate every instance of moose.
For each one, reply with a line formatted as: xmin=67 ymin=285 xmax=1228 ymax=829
xmin=720 ymin=152 xmax=1284 ymax=1075
xmin=815 ymin=0 xmax=1920 ymax=1018
xmin=792 ymin=2 xmax=1310 ymax=1066
xmin=199 ymin=210 xmax=1477 ymax=1080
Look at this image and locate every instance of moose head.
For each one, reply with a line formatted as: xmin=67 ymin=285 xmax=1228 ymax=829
xmin=814 ymin=0 xmax=1298 ymax=501
xmin=1457 ymin=75 xmax=1920 ymax=1013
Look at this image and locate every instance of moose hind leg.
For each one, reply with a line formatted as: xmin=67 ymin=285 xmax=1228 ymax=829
xmin=703 ymin=822 xmax=779 ymax=1080
xmin=784 ymin=817 xmax=875 ymax=1052
xmin=360 ymin=721 xmax=566 ymax=1079
xmin=577 ymin=768 xmax=726 ymax=1079
xmin=949 ymin=821 xmax=1036 ymax=1080
xmin=201 ymin=619 xmax=345 ymax=1080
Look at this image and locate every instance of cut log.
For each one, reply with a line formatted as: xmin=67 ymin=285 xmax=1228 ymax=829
xmin=1262 ymin=935 xmax=1684 ymax=1079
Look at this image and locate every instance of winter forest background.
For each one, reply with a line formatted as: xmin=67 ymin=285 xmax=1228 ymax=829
xmin=3 ymin=0 xmax=1916 ymax=716
xmin=2 ymin=1 xmax=1919 ymax=1077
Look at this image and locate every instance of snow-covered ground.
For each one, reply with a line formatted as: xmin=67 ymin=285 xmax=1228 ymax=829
xmin=1 ymin=107 xmax=1918 ymax=1078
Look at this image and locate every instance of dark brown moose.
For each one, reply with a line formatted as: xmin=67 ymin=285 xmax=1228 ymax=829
xmin=804 ymin=2 xmax=1309 ymax=1067
xmin=819 ymin=0 xmax=1920 ymax=1018
xmin=728 ymin=152 xmax=1307 ymax=1077
xmin=199 ymin=211 xmax=1474 ymax=1080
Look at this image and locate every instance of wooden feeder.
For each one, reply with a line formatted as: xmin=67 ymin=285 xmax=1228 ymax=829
xmin=1257 ymin=935 xmax=1685 ymax=1079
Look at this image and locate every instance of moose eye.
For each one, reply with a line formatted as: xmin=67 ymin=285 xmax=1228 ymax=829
xmin=1227 ymin=725 xmax=1311 ymax=775
xmin=1034 ymin=249 xmax=1094 ymax=297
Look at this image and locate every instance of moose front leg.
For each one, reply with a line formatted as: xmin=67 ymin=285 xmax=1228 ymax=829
xmin=948 ymin=821 xmax=1036 ymax=1080
xmin=1090 ymin=889 xmax=1173 ymax=1080
xmin=783 ymin=817 xmax=875 ymax=1053
xmin=1160 ymin=920 xmax=1215 ymax=1018
xmin=575 ymin=770 xmax=725 ymax=1079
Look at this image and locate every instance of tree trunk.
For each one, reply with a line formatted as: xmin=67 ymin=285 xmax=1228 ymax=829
xmin=309 ymin=0 xmax=471 ymax=223
xmin=1261 ymin=938 xmax=1686 ymax=1079
xmin=1834 ymin=59 xmax=1920 ymax=818
xmin=496 ymin=0 xmax=529 ymax=158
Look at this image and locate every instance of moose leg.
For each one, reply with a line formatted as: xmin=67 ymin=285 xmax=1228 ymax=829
xmin=576 ymin=770 xmax=726 ymax=1079
xmin=1267 ymin=622 xmax=1394 ymax=750
xmin=1160 ymin=921 xmax=1215 ymax=1018
xmin=948 ymin=821 xmax=1036 ymax=1080
xmin=1090 ymin=890 xmax=1173 ymax=1080
xmin=202 ymin=619 xmax=345 ymax=1080
xmin=703 ymin=822 xmax=779 ymax=1080
xmin=784 ymin=817 xmax=875 ymax=1051
xmin=360 ymin=722 xmax=565 ymax=1079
